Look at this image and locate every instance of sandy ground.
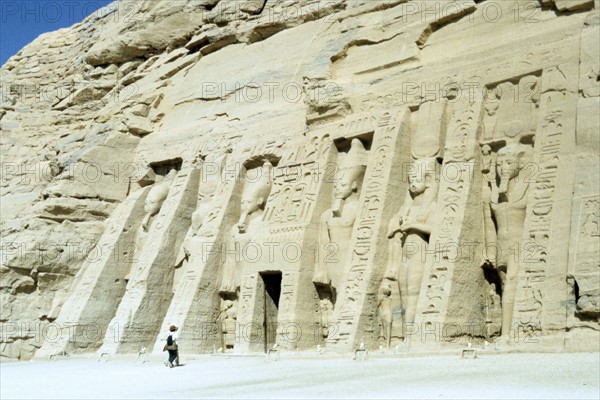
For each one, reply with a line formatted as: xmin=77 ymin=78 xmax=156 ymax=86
xmin=1 ymin=352 xmax=599 ymax=399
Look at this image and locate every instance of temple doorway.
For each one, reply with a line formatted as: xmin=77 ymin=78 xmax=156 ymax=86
xmin=259 ymin=271 xmax=282 ymax=353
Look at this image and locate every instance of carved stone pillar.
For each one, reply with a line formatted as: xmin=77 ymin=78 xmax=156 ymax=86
xmin=329 ymin=110 xmax=411 ymax=350
xmin=414 ymin=94 xmax=486 ymax=347
xmin=153 ymin=153 xmax=238 ymax=354
xmin=513 ymin=63 xmax=580 ymax=347
xmin=99 ymin=169 xmax=200 ymax=354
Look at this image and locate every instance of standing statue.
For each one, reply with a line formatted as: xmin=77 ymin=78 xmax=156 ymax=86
xmin=219 ymin=160 xmax=273 ymax=296
xmin=312 ymin=138 xmax=368 ymax=304
xmin=171 ymin=150 xmax=230 ymax=289
xmin=481 ymin=144 xmax=498 ymax=265
xmin=483 ymin=143 xmax=532 ymax=339
xmin=484 ymin=282 xmax=502 ymax=338
xmin=377 ymin=282 xmax=392 ymax=348
xmin=319 ymin=297 xmax=334 ymax=341
xmin=190 ymin=150 xmax=231 ymax=236
xmin=383 ymin=157 xmax=439 ymax=336
xmin=219 ymin=299 xmax=237 ymax=350
xmin=125 ymin=169 xmax=177 ymax=283
xmin=140 ymin=169 xmax=177 ymax=232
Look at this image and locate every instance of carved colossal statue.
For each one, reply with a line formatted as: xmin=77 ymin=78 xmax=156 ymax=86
xmin=140 ymin=169 xmax=177 ymax=232
xmin=189 ymin=150 xmax=230 ymax=236
xmin=123 ymin=169 xmax=177 ymax=283
xmin=483 ymin=143 xmax=532 ymax=339
xmin=171 ymin=151 xmax=230 ymax=289
xmin=312 ymin=138 xmax=368 ymax=303
xmin=216 ymin=160 xmax=273 ymax=350
xmin=219 ymin=160 xmax=273 ymax=295
xmin=383 ymin=158 xmax=439 ymax=335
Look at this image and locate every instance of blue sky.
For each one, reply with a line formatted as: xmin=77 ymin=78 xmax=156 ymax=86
xmin=1 ymin=0 xmax=114 ymax=66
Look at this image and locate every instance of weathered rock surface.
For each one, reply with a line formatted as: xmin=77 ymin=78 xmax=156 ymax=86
xmin=1 ymin=0 xmax=598 ymax=360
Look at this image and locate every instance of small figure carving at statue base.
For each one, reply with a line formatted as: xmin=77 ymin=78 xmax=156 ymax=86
xmin=377 ymin=283 xmax=392 ymax=349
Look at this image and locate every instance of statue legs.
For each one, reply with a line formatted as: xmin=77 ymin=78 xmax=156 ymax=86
xmin=499 ymin=258 xmax=519 ymax=340
xmin=404 ymin=259 xmax=425 ymax=326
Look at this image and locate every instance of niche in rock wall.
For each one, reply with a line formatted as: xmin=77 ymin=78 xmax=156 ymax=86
xmin=481 ymin=72 xmax=541 ymax=145
xmin=478 ymin=72 xmax=541 ymax=339
xmin=409 ymin=100 xmax=448 ymax=161
xmin=243 ymin=154 xmax=281 ymax=170
xmin=136 ymin=158 xmax=183 ymax=189
xmin=149 ymin=158 xmax=183 ymax=177
xmin=312 ymin=133 xmax=372 ymax=313
xmin=333 ymin=132 xmax=373 ymax=153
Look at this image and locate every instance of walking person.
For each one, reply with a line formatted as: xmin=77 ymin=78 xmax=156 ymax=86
xmin=163 ymin=325 xmax=179 ymax=368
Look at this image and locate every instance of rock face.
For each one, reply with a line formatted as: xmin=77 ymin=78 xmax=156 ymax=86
xmin=1 ymin=0 xmax=598 ymax=360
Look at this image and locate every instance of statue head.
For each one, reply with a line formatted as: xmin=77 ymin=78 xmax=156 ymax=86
xmin=480 ymin=144 xmax=494 ymax=174
xmin=237 ymin=160 xmax=273 ymax=233
xmin=381 ymin=282 xmax=391 ymax=297
xmin=334 ymin=167 xmax=364 ymax=200
xmin=496 ymin=144 xmax=531 ymax=194
xmin=481 ymin=144 xmax=492 ymax=156
xmin=584 ymin=199 xmax=598 ymax=215
xmin=144 ymin=188 xmax=168 ymax=216
xmin=334 ymin=139 xmax=368 ymax=200
xmin=320 ymin=298 xmax=333 ymax=311
xmin=408 ymin=158 xmax=438 ymax=197
xmin=141 ymin=169 xmax=177 ymax=231
xmin=143 ymin=169 xmax=177 ymax=215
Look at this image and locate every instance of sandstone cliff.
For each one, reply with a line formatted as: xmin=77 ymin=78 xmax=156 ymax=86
xmin=1 ymin=0 xmax=598 ymax=361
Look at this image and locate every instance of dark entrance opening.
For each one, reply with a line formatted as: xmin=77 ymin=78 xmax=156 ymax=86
xmin=260 ymin=272 xmax=282 ymax=353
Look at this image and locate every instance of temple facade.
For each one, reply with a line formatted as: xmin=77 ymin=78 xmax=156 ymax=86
xmin=0 ymin=0 xmax=598 ymax=360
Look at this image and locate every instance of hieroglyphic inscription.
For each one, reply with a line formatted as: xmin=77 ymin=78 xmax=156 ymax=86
xmin=280 ymin=272 xmax=296 ymax=315
xmin=515 ymin=66 xmax=570 ymax=331
xmin=240 ymin=274 xmax=256 ymax=320
xmin=332 ymin=113 xmax=403 ymax=346
xmin=420 ymin=97 xmax=483 ymax=324
xmin=265 ymin=135 xmax=331 ymax=234
xmin=337 ymin=114 xmax=378 ymax=138
xmin=265 ymin=162 xmax=318 ymax=228
xmin=239 ymin=140 xmax=283 ymax=163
